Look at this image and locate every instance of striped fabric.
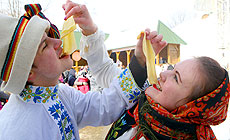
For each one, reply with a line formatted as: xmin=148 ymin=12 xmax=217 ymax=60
xmin=1 ymin=17 xmax=29 ymax=81
xmin=24 ymin=4 xmax=60 ymax=39
xmin=1 ymin=4 xmax=60 ymax=82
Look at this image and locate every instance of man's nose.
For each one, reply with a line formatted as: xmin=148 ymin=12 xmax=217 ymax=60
xmin=54 ymin=39 xmax=62 ymax=50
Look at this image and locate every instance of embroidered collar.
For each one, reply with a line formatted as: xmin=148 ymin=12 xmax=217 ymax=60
xmin=19 ymin=85 xmax=59 ymax=103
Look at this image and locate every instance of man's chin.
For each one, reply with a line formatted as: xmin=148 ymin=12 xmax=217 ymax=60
xmin=63 ymin=62 xmax=73 ymax=71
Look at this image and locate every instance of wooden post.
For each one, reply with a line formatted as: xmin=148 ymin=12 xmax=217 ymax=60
xmin=75 ymin=61 xmax=78 ymax=73
xmin=178 ymin=44 xmax=180 ymax=62
xmin=116 ymin=52 xmax=120 ymax=62
xmin=126 ymin=50 xmax=131 ymax=65
xmin=167 ymin=45 xmax=171 ymax=64
xmin=108 ymin=50 xmax=112 ymax=57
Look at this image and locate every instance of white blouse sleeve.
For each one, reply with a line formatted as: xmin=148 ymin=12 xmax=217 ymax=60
xmin=80 ymin=29 xmax=122 ymax=88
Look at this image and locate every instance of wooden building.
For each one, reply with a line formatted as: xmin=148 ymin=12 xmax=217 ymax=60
xmin=108 ymin=20 xmax=187 ymax=68
xmin=65 ymin=20 xmax=186 ymax=72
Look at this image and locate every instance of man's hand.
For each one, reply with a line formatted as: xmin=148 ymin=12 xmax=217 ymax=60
xmin=62 ymin=0 xmax=97 ymax=36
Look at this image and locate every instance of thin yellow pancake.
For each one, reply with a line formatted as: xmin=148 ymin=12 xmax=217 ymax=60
xmin=61 ymin=16 xmax=77 ymax=55
xmin=137 ymin=32 xmax=157 ymax=85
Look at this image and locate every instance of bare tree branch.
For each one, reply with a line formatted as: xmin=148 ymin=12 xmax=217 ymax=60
xmin=0 ymin=0 xmax=51 ymax=17
xmin=168 ymin=9 xmax=188 ymax=28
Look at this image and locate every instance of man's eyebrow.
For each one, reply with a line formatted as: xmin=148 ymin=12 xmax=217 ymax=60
xmin=39 ymin=36 xmax=47 ymax=50
xmin=175 ymin=70 xmax=182 ymax=83
xmin=40 ymin=38 xmax=46 ymax=46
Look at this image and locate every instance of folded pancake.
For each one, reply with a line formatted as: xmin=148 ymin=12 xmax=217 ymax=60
xmin=61 ymin=16 xmax=77 ymax=55
xmin=137 ymin=32 xmax=157 ymax=85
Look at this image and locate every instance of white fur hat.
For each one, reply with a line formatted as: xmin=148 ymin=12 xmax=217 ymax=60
xmin=0 ymin=14 xmax=50 ymax=94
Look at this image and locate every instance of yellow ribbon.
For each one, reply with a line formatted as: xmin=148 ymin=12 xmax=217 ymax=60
xmin=137 ymin=32 xmax=157 ymax=85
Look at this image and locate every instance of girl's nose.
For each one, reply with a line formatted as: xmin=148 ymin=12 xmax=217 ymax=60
xmin=160 ymin=70 xmax=173 ymax=82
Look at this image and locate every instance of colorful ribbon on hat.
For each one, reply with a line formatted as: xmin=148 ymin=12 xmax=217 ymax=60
xmin=24 ymin=4 xmax=60 ymax=39
xmin=1 ymin=4 xmax=60 ymax=82
xmin=0 ymin=16 xmax=30 ymax=82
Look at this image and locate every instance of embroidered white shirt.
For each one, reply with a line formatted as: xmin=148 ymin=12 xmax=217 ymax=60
xmin=0 ymin=29 xmax=145 ymax=140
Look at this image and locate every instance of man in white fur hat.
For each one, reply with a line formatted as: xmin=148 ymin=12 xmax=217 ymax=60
xmin=0 ymin=1 xmax=166 ymax=140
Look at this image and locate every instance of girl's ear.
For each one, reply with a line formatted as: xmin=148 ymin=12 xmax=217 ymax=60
xmin=27 ymin=71 xmax=36 ymax=82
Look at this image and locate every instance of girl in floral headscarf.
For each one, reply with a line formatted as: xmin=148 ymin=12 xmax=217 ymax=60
xmin=105 ymin=56 xmax=229 ymax=140
xmin=79 ymin=23 xmax=229 ymax=139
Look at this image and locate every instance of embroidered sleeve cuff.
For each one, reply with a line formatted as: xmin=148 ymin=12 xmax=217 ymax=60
xmin=129 ymin=55 xmax=148 ymax=90
xmin=117 ymin=58 xmax=149 ymax=108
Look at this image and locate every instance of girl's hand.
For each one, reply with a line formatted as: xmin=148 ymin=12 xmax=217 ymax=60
xmin=135 ymin=29 xmax=167 ymax=67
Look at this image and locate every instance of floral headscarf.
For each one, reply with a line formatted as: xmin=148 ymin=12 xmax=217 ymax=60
xmin=134 ymin=70 xmax=230 ymax=140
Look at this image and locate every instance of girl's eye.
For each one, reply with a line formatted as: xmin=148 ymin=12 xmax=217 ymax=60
xmin=174 ymin=75 xmax=178 ymax=83
xmin=167 ymin=65 xmax=174 ymax=70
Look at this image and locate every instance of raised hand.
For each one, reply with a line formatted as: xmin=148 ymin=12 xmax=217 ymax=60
xmin=135 ymin=28 xmax=167 ymax=67
xmin=62 ymin=0 xmax=97 ymax=36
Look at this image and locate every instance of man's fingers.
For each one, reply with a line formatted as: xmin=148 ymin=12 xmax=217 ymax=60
xmin=65 ymin=5 xmax=82 ymax=20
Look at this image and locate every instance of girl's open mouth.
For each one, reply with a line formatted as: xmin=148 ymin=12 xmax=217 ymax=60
xmin=153 ymin=82 xmax=162 ymax=91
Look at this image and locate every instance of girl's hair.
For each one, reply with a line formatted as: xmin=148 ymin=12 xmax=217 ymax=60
xmin=189 ymin=56 xmax=225 ymax=101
